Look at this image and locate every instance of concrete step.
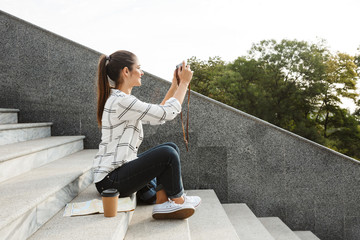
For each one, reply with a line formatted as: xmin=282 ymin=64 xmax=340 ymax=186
xmin=124 ymin=203 xmax=190 ymax=240
xmin=0 ymin=136 xmax=85 ymax=183
xmin=0 ymin=108 xmax=19 ymax=124
xmin=0 ymin=149 xmax=96 ymax=240
xmin=30 ymin=184 xmax=136 ymax=240
xmin=223 ymin=203 xmax=275 ymax=240
xmin=0 ymin=122 xmax=52 ymax=145
xmin=186 ymin=189 xmax=240 ymax=240
xmin=294 ymin=231 xmax=321 ymax=240
xmin=259 ymin=217 xmax=302 ymax=240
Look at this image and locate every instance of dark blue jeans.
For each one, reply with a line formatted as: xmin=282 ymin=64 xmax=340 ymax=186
xmin=95 ymin=142 xmax=184 ymax=199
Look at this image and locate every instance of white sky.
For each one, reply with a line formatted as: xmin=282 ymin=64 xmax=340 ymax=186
xmin=1 ymin=0 xmax=359 ymax=112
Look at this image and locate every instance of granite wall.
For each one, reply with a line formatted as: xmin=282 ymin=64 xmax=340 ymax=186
xmin=1 ymin=10 xmax=360 ymax=240
xmin=0 ymin=10 xmax=100 ymax=149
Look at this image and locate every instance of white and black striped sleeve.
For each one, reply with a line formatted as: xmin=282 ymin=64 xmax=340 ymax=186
xmin=116 ymin=96 xmax=181 ymax=122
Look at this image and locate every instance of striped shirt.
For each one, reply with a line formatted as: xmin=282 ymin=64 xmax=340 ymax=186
xmin=92 ymin=89 xmax=182 ymax=183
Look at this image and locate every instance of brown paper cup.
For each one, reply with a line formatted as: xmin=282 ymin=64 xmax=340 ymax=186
xmin=101 ymin=189 xmax=119 ymax=217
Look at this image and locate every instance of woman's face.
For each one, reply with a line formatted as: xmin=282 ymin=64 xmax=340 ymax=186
xmin=128 ymin=58 xmax=144 ymax=87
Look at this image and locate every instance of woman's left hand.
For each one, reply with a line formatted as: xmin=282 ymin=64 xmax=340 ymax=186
xmin=171 ymin=69 xmax=179 ymax=89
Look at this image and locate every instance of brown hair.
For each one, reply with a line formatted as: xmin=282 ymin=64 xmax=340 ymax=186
xmin=97 ymin=50 xmax=137 ymax=127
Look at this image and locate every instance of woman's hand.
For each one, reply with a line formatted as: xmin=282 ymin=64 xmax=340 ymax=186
xmin=177 ymin=61 xmax=193 ymax=86
xmin=171 ymin=61 xmax=193 ymax=105
xmin=160 ymin=68 xmax=180 ymax=105
xmin=171 ymin=69 xmax=179 ymax=89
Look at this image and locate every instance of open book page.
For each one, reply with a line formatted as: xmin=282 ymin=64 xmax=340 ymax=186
xmin=63 ymin=196 xmax=135 ymax=217
xmin=98 ymin=196 xmax=136 ymax=213
xmin=71 ymin=199 xmax=102 ymax=216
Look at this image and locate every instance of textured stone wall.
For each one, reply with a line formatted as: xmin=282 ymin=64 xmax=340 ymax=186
xmin=1 ymin=10 xmax=360 ymax=240
xmin=0 ymin=10 xmax=100 ymax=149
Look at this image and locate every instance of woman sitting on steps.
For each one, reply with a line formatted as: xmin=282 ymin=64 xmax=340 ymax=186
xmin=92 ymin=50 xmax=201 ymax=219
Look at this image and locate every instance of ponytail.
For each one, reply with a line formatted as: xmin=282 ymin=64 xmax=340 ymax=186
xmin=96 ymin=50 xmax=137 ymax=127
xmin=97 ymin=55 xmax=110 ymax=127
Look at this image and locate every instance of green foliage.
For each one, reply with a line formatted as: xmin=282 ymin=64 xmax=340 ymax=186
xmin=188 ymin=39 xmax=360 ymax=160
xmin=326 ymin=108 xmax=360 ymax=158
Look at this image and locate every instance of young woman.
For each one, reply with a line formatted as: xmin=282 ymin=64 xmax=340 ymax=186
xmin=92 ymin=50 xmax=201 ymax=219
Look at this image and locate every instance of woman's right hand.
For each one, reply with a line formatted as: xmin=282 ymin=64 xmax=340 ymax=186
xmin=178 ymin=61 xmax=193 ymax=85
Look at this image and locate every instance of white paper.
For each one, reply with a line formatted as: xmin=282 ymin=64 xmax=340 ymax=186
xmin=63 ymin=197 xmax=135 ymax=217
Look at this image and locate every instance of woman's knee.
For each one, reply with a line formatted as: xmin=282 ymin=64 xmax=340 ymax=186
xmin=162 ymin=145 xmax=180 ymax=166
xmin=164 ymin=142 xmax=180 ymax=155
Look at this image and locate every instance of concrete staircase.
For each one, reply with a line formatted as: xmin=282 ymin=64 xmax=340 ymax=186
xmin=29 ymin=184 xmax=136 ymax=240
xmin=0 ymin=108 xmax=96 ymax=239
xmin=124 ymin=190 xmax=320 ymax=240
xmin=0 ymin=108 xmax=320 ymax=239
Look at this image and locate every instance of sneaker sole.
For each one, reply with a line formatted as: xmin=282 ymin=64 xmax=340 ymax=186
xmin=152 ymin=208 xmax=195 ymax=220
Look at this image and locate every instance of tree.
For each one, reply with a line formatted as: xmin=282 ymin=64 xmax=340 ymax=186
xmin=353 ymin=47 xmax=360 ymax=121
xmin=246 ymin=39 xmax=328 ymax=141
xmin=326 ymin=108 xmax=360 ymax=160
xmin=188 ymin=39 xmax=360 ymax=160
xmin=187 ymin=56 xmax=227 ymax=99
xmin=315 ymin=53 xmax=359 ymax=137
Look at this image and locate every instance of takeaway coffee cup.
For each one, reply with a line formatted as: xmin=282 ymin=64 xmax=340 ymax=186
xmin=101 ymin=189 xmax=119 ymax=217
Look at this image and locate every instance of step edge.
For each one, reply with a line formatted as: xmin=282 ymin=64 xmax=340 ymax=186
xmin=294 ymin=231 xmax=321 ymax=240
xmin=0 ymin=122 xmax=53 ymax=130
xmin=0 ymin=109 xmax=20 ymax=113
xmin=111 ymin=201 xmax=136 ymax=240
xmin=0 ymin=136 xmax=86 ymax=163
xmin=1 ymin=168 xmax=94 ymax=239
xmin=30 ymin=183 xmax=136 ymax=240
xmin=0 ymin=151 xmax=95 ymax=230
xmin=186 ymin=189 xmax=240 ymax=240
xmin=125 ymin=203 xmax=190 ymax=240
xmin=0 ymin=169 xmax=93 ymax=230
xmin=222 ymin=203 xmax=275 ymax=240
xmin=259 ymin=217 xmax=302 ymax=240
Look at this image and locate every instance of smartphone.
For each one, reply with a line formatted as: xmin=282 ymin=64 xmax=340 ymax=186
xmin=175 ymin=63 xmax=182 ymax=85
xmin=176 ymin=63 xmax=183 ymax=70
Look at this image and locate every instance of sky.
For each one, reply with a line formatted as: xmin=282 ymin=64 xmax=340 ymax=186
xmin=1 ymin=0 xmax=359 ymax=112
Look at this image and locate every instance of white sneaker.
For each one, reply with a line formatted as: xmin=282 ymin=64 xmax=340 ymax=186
xmin=183 ymin=194 xmax=201 ymax=208
xmin=152 ymin=199 xmax=195 ymax=219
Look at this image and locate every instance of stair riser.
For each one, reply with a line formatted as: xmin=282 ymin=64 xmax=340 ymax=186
xmin=0 ymin=140 xmax=84 ymax=183
xmin=0 ymin=170 xmax=93 ymax=240
xmin=0 ymin=127 xmax=51 ymax=145
xmin=186 ymin=190 xmax=240 ymax=240
xmin=294 ymin=231 xmax=321 ymax=240
xmin=124 ymin=204 xmax=190 ymax=240
xmin=0 ymin=113 xmax=18 ymax=124
xmin=223 ymin=204 xmax=275 ymax=240
xmin=112 ymin=211 xmax=134 ymax=240
xmin=29 ymin=183 xmax=135 ymax=240
xmin=259 ymin=218 xmax=301 ymax=240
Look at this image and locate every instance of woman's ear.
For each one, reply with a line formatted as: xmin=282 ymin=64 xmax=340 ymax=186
xmin=121 ymin=67 xmax=130 ymax=79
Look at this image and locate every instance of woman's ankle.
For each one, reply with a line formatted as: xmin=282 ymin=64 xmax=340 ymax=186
xmin=156 ymin=189 xmax=168 ymax=204
xmin=156 ymin=198 xmax=167 ymax=204
xmin=170 ymin=196 xmax=184 ymax=204
xmin=155 ymin=189 xmax=185 ymax=205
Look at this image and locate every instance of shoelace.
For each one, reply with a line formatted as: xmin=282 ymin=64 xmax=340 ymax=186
xmin=165 ymin=199 xmax=179 ymax=208
xmin=182 ymin=193 xmax=193 ymax=203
